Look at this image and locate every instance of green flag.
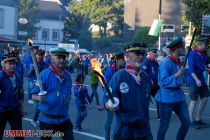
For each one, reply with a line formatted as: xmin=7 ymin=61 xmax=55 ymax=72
xmin=149 ymin=19 xmax=162 ymax=36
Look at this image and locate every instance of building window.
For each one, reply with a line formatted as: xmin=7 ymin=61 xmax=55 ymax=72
xmin=181 ymin=24 xmax=189 ymax=32
xmin=42 ymin=28 xmax=49 ymax=41
xmin=52 ymin=29 xmax=60 ymax=41
xmin=161 ymin=24 xmax=175 ymax=32
xmin=0 ymin=9 xmax=4 ymax=28
xmin=33 ymin=30 xmax=38 ymax=40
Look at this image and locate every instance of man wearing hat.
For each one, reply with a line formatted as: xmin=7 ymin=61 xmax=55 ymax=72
xmin=155 ymin=38 xmax=190 ymax=140
xmin=188 ymin=36 xmax=210 ymax=128
xmin=31 ymin=48 xmax=74 ymax=140
xmin=44 ymin=51 xmax=51 ymax=65
xmin=103 ymin=52 xmax=125 ymax=140
xmin=29 ymin=49 xmax=49 ymax=127
xmin=141 ymin=48 xmax=160 ymax=120
xmin=0 ymin=53 xmax=24 ymax=140
xmin=12 ymin=48 xmax=24 ymax=84
xmin=26 ymin=45 xmax=39 ymax=104
xmin=106 ymin=43 xmax=153 ymax=140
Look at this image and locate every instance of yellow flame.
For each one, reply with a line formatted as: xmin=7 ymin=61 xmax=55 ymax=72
xmin=90 ymin=58 xmax=105 ymax=86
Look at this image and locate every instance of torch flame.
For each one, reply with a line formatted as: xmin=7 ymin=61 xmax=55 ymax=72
xmin=90 ymin=58 xmax=105 ymax=86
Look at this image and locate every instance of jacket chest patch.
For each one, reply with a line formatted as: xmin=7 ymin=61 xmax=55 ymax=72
xmin=119 ymin=82 xmax=129 ymax=94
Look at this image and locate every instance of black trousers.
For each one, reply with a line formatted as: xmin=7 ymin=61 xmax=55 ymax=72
xmin=0 ymin=108 xmax=23 ymax=140
xmin=39 ymin=119 xmax=74 ymax=140
xmin=113 ymin=133 xmax=153 ymax=140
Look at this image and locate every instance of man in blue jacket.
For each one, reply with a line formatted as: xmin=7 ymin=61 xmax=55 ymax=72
xmin=155 ymin=38 xmax=190 ymax=140
xmin=103 ymin=52 xmax=125 ymax=140
xmin=188 ymin=37 xmax=210 ymax=128
xmin=141 ymin=48 xmax=160 ymax=120
xmin=0 ymin=52 xmax=24 ymax=140
xmin=32 ymin=48 xmax=74 ymax=140
xmin=106 ymin=43 xmax=153 ymax=140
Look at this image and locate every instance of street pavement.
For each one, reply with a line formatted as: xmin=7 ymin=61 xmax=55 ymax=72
xmin=4 ymin=75 xmax=210 ymax=140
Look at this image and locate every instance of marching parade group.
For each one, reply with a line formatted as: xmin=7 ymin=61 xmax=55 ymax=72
xmin=0 ymin=36 xmax=210 ymax=140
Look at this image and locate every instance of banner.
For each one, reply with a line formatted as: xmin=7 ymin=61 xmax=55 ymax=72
xmin=149 ymin=19 xmax=162 ymax=36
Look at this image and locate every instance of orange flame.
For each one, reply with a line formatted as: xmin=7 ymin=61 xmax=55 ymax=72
xmin=90 ymin=58 xmax=105 ymax=86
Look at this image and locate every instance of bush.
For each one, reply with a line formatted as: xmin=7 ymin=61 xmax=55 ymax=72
xmin=133 ymin=26 xmax=158 ymax=45
xmin=94 ymin=38 xmax=112 ymax=49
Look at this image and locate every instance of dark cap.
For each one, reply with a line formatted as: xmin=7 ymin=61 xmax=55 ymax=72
xmin=147 ymin=48 xmax=158 ymax=53
xmin=1 ymin=52 xmax=17 ymax=62
xmin=167 ymin=38 xmax=183 ymax=51
xmin=124 ymin=43 xmax=147 ymax=54
xmin=111 ymin=52 xmax=124 ymax=61
xmin=50 ymin=48 xmax=68 ymax=56
xmin=36 ymin=49 xmax=45 ymax=56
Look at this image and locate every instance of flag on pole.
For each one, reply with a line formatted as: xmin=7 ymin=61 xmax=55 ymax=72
xmin=149 ymin=19 xmax=162 ymax=36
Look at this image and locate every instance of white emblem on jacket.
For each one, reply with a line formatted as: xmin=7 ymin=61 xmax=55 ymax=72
xmin=119 ymin=82 xmax=129 ymax=94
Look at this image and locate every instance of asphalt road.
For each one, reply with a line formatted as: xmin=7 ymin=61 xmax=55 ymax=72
xmin=4 ymin=75 xmax=210 ymax=140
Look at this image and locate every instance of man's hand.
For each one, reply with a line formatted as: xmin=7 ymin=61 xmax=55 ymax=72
xmin=105 ymin=102 xmax=119 ymax=111
xmin=105 ymin=97 xmax=120 ymax=112
xmin=32 ymin=91 xmax=47 ymax=102
xmin=195 ymin=79 xmax=202 ymax=87
xmin=175 ymin=68 xmax=185 ymax=77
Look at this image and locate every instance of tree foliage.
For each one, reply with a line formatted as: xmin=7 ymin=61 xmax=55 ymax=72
xmin=133 ymin=27 xmax=158 ymax=45
xmin=69 ymin=0 xmax=124 ymax=37
xmin=182 ymin=0 xmax=210 ymax=35
xmin=18 ymin=0 xmax=40 ymax=40
xmin=63 ymin=13 xmax=83 ymax=42
xmin=78 ymin=17 xmax=93 ymax=50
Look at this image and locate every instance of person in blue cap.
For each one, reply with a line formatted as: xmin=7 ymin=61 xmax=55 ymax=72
xmin=106 ymin=43 xmax=153 ymax=140
xmin=103 ymin=52 xmax=125 ymax=140
xmin=44 ymin=51 xmax=51 ymax=66
xmin=12 ymin=48 xmax=24 ymax=84
xmin=141 ymin=48 xmax=160 ymax=120
xmin=29 ymin=49 xmax=49 ymax=127
xmin=26 ymin=45 xmax=39 ymax=104
xmin=31 ymin=48 xmax=74 ymax=140
xmin=0 ymin=52 xmax=24 ymax=140
xmin=155 ymin=38 xmax=191 ymax=140
xmin=73 ymin=73 xmax=91 ymax=131
xmin=188 ymin=36 xmax=210 ymax=128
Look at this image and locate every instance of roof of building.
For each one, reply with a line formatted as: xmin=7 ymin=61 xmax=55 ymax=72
xmin=36 ymin=0 xmax=70 ymax=21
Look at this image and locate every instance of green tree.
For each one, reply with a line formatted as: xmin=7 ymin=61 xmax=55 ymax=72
xmin=133 ymin=27 xmax=158 ymax=45
xmin=182 ymin=0 xmax=210 ymax=35
xmin=110 ymin=0 xmax=124 ymax=36
xmin=63 ymin=13 xmax=83 ymax=42
xmin=78 ymin=17 xmax=93 ymax=50
xmin=18 ymin=0 xmax=40 ymax=40
xmin=69 ymin=0 xmax=124 ymax=37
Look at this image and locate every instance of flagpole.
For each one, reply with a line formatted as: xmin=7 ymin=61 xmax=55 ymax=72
xmin=158 ymin=0 xmax=162 ymax=50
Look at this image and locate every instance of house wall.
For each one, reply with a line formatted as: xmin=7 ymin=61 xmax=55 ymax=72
xmin=124 ymin=0 xmax=187 ymax=44
xmin=0 ymin=5 xmax=18 ymax=39
xmin=33 ymin=19 xmax=64 ymax=50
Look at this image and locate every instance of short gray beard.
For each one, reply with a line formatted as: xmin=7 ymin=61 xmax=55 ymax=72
xmin=134 ymin=62 xmax=141 ymax=67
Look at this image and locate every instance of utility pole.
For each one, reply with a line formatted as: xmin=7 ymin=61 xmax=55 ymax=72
xmin=158 ymin=0 xmax=162 ymax=50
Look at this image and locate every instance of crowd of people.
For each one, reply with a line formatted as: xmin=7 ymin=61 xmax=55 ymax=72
xmin=0 ymin=36 xmax=209 ymax=140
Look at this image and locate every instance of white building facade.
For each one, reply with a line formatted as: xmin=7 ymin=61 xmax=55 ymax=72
xmin=32 ymin=0 xmax=69 ymax=50
xmin=33 ymin=19 xmax=64 ymax=50
xmin=0 ymin=5 xmax=18 ymax=40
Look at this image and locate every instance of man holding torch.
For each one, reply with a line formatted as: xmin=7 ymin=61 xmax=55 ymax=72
xmin=31 ymin=48 xmax=74 ymax=140
xmin=106 ymin=43 xmax=153 ymax=140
